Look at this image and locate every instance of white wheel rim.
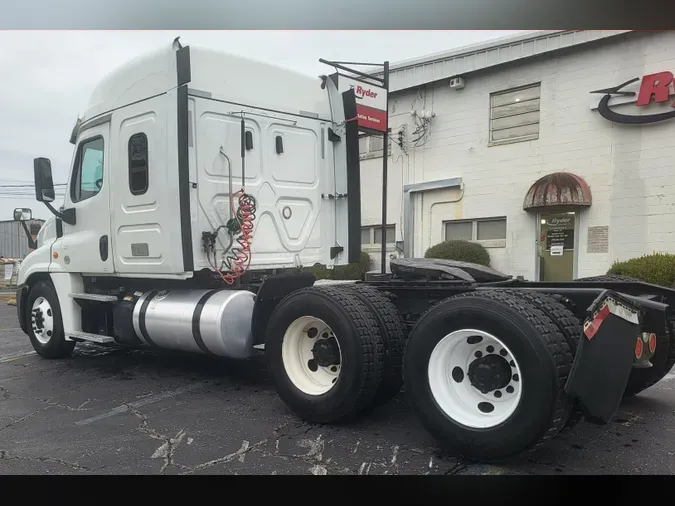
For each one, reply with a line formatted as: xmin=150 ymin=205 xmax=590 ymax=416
xmin=281 ymin=316 xmax=342 ymax=396
xmin=31 ymin=296 xmax=55 ymax=345
xmin=428 ymin=329 xmax=523 ymax=429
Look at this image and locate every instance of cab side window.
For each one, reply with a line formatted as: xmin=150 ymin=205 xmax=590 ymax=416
xmin=128 ymin=133 xmax=148 ymax=195
xmin=71 ymin=137 xmax=104 ymax=203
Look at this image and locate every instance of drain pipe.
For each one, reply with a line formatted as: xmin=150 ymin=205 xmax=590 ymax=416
xmin=427 ymin=183 xmax=465 ymax=250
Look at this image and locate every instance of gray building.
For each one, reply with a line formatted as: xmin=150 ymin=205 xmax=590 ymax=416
xmin=0 ymin=219 xmax=44 ymax=259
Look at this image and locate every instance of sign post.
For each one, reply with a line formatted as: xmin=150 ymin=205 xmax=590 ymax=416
xmin=319 ymin=58 xmax=390 ymax=274
xmin=380 ymin=61 xmax=390 ymax=275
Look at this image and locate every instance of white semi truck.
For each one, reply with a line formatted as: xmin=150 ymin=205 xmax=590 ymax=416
xmin=13 ymin=38 xmax=675 ymax=462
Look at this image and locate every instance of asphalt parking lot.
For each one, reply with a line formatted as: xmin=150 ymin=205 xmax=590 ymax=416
xmin=1 ymin=300 xmax=674 ymax=475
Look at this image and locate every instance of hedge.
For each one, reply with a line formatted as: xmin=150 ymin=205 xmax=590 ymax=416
xmin=424 ymin=240 xmax=491 ymax=267
xmin=302 ymin=251 xmax=373 ymax=281
xmin=607 ymin=252 xmax=675 ymax=287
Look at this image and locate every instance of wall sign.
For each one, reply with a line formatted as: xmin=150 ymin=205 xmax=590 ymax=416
xmin=337 ymin=74 xmax=388 ymax=133
xmin=590 ymin=71 xmax=675 ymax=124
xmin=587 ymin=226 xmax=609 ymax=254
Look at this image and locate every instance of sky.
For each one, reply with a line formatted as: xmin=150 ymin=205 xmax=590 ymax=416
xmin=0 ymin=30 xmax=524 ymax=221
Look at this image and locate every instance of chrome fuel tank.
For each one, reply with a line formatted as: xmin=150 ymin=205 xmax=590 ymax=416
xmin=132 ymin=288 xmax=256 ymax=359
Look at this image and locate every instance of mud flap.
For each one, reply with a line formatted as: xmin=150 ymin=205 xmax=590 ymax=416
xmin=564 ymin=290 xmax=642 ymax=425
xmin=16 ymin=286 xmax=28 ymax=332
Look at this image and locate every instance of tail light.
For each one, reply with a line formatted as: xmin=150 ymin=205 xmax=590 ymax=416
xmin=635 ymin=337 xmax=643 ymax=359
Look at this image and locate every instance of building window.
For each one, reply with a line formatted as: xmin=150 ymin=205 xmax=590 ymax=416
xmin=444 ymin=217 xmax=507 ymax=247
xmin=359 ymin=134 xmax=384 ymax=156
xmin=128 ymin=133 xmax=149 ymax=195
xmin=362 ymin=224 xmax=395 ymax=245
xmin=489 ymin=83 xmax=541 ymax=145
xmin=71 ymin=136 xmax=104 ymax=203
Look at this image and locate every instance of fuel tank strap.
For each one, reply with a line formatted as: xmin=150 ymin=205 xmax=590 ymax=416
xmin=138 ymin=290 xmax=160 ymax=347
xmin=192 ymin=290 xmax=221 ymax=356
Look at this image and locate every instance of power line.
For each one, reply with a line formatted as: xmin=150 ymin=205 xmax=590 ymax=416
xmin=0 ymin=183 xmax=66 ymax=188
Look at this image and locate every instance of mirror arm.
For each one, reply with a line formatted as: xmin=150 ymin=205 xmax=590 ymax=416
xmin=19 ymin=221 xmax=37 ymax=250
xmin=42 ymin=201 xmax=76 ymax=226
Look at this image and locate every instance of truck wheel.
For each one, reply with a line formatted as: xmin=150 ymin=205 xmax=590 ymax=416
xmin=343 ymin=284 xmax=406 ymax=406
xmin=577 ymin=275 xmax=675 ymax=397
xmin=403 ymin=290 xmax=573 ymax=462
xmin=508 ymin=292 xmax=581 ymax=355
xmin=505 ymin=291 xmax=585 ymax=428
xmin=265 ymin=286 xmax=386 ymax=424
xmin=25 ymin=281 xmax=75 ymax=359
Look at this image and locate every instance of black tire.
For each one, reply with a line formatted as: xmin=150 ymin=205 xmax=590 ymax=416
xmin=265 ymin=285 xmax=386 ymax=424
xmin=343 ymin=284 xmax=406 ymax=406
xmin=511 ymin=291 xmax=582 ymax=356
xmin=577 ymin=275 xmax=675 ymax=397
xmin=505 ymin=291 xmax=585 ymax=429
xmin=25 ymin=280 xmax=75 ymax=359
xmin=403 ymin=289 xmax=573 ymax=462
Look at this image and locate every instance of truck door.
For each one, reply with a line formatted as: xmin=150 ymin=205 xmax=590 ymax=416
xmin=108 ymin=95 xmax=184 ymax=275
xmin=54 ymin=121 xmax=114 ymax=275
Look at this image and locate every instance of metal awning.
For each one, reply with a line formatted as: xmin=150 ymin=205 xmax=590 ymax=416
xmin=523 ymin=172 xmax=592 ymax=212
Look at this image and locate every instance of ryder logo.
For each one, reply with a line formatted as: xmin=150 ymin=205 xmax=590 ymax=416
xmin=350 ymin=84 xmax=378 ymax=100
xmin=591 ymin=71 xmax=675 ymax=124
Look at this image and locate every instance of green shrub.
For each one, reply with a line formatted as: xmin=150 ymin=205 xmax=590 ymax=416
xmin=424 ymin=240 xmax=491 ymax=267
xmin=607 ymin=252 xmax=675 ymax=287
xmin=302 ymin=251 xmax=373 ymax=281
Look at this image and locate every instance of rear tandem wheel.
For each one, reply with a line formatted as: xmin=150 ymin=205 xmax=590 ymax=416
xmin=264 ymin=285 xmax=387 ymax=424
xmin=403 ymin=289 xmax=574 ymax=462
xmin=342 ymin=284 xmax=406 ymax=406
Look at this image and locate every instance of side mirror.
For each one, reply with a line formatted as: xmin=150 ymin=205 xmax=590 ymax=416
xmin=34 ymin=157 xmax=56 ymax=203
xmin=13 ymin=208 xmax=32 ymax=221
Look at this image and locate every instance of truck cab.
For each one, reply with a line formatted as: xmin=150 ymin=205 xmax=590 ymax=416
xmin=15 ymin=39 xmax=361 ymax=353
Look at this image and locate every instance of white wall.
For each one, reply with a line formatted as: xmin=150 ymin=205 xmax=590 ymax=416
xmin=360 ymin=31 xmax=675 ymax=279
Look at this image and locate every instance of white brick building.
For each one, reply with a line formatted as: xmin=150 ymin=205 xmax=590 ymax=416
xmin=359 ymin=30 xmax=675 ymax=281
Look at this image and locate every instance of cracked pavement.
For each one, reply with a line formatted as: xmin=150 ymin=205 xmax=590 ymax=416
xmin=1 ymin=302 xmax=674 ymax=474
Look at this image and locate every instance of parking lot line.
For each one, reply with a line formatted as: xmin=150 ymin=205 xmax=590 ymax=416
xmin=0 ymin=351 xmax=36 ymax=363
xmin=75 ymin=384 xmax=202 ymax=426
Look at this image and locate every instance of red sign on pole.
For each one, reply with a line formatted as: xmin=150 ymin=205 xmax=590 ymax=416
xmin=338 ymin=74 xmax=388 ymax=133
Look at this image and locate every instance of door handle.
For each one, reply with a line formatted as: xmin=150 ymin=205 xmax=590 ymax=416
xmin=99 ymin=235 xmax=109 ymax=261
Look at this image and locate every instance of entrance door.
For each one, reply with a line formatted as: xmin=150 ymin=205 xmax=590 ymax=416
xmin=538 ymin=212 xmax=576 ymax=281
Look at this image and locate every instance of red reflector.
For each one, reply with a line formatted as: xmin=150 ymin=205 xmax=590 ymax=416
xmin=648 ymin=333 xmax=657 ymax=354
xmin=635 ymin=338 xmax=643 ymax=359
xmin=584 ymin=304 xmax=611 ymax=340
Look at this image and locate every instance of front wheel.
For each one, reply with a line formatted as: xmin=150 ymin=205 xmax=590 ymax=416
xmin=25 ymin=281 xmax=75 ymax=359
